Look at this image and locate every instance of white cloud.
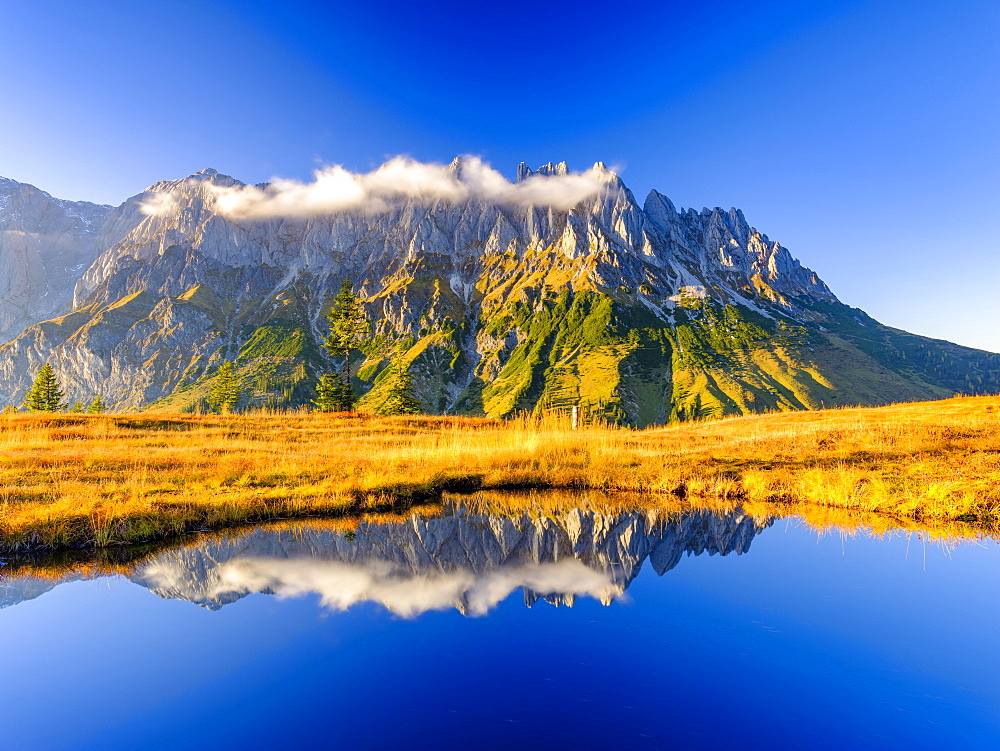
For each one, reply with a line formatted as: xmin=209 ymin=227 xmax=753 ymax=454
xmin=199 ymin=557 xmax=622 ymax=617
xmin=138 ymin=191 xmax=177 ymax=217
xmin=207 ymin=156 xmax=616 ymax=219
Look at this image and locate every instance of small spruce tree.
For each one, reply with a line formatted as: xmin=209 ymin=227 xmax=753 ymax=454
xmin=86 ymin=395 xmax=105 ymax=414
xmin=377 ymin=360 xmax=423 ymax=416
xmin=322 ymin=280 xmax=371 ymax=411
xmin=69 ymin=401 xmax=84 ymax=413
xmin=23 ymin=363 xmax=66 ymax=412
xmin=207 ymin=361 xmax=245 ymax=414
xmin=313 ymin=372 xmax=352 ymax=412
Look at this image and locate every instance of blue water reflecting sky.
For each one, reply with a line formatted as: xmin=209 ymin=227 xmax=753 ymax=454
xmin=1 ymin=517 xmax=998 ymax=750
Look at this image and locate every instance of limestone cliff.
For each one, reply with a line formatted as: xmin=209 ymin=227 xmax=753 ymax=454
xmin=0 ymin=162 xmax=997 ymax=420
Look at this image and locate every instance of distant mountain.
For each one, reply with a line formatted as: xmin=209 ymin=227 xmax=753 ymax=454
xmin=0 ymin=162 xmax=997 ymax=422
xmin=0 ymin=177 xmax=112 ymax=343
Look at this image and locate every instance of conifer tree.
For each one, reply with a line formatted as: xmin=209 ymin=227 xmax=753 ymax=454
xmin=322 ymin=280 xmax=370 ymax=411
xmin=207 ymin=361 xmax=245 ymax=413
xmin=23 ymin=363 xmax=66 ymax=412
xmin=313 ymin=372 xmax=352 ymax=412
xmin=69 ymin=401 xmax=84 ymax=413
xmin=86 ymin=395 xmax=105 ymax=414
xmin=377 ymin=359 xmax=424 ymax=416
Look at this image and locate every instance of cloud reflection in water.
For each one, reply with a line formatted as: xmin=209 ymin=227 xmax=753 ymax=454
xmin=150 ymin=557 xmax=622 ymax=617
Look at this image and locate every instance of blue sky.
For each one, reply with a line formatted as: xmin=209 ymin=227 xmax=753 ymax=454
xmin=2 ymin=0 xmax=997 ymax=351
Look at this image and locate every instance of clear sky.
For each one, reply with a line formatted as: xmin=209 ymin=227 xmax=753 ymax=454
xmin=2 ymin=0 xmax=997 ymax=351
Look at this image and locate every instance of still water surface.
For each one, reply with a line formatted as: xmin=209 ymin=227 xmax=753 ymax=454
xmin=1 ymin=497 xmax=998 ymax=750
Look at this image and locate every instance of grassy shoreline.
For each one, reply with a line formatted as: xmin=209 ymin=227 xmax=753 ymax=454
xmin=1 ymin=395 xmax=999 ymax=554
xmin=1 ymin=491 xmax=992 ymax=583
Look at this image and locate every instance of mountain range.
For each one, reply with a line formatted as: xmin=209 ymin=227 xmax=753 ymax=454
xmin=1 ymin=161 xmax=997 ymax=423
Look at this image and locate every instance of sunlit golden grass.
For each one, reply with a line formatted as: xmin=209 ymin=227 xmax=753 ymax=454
xmin=1 ymin=394 xmax=998 ymax=552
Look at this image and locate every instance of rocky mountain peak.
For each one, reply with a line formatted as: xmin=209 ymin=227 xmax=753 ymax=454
xmin=536 ymin=160 xmax=570 ymax=176
xmin=1 ymin=160 xmax=997 ymax=418
xmin=446 ymin=156 xmax=465 ymax=177
xmin=144 ymin=169 xmax=241 ymax=194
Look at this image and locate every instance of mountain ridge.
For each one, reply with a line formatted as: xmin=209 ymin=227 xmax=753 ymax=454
xmin=0 ymin=161 xmax=997 ymax=422
xmin=0 ymin=176 xmax=114 ymax=343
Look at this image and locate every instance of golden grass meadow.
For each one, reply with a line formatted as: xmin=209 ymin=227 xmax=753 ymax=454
xmin=2 ymin=394 xmax=999 ymax=554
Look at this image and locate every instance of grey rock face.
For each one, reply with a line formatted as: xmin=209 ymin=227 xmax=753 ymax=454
xmin=0 ymin=177 xmax=114 ymax=343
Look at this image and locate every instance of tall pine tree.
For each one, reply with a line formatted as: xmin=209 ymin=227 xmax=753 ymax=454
xmin=23 ymin=363 xmax=66 ymax=412
xmin=322 ymin=280 xmax=370 ymax=411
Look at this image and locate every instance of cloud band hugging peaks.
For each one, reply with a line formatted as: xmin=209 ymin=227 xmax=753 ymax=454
xmin=207 ymin=156 xmax=616 ymax=219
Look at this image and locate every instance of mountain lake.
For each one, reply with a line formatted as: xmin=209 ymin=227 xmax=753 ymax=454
xmin=1 ymin=492 xmax=998 ymax=750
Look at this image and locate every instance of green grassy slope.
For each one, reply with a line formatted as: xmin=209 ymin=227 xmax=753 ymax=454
xmin=24 ymin=276 xmax=999 ymax=423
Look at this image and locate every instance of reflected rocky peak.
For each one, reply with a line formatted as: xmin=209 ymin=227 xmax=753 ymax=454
xmin=1 ymin=506 xmax=770 ymax=616
xmin=132 ymin=506 xmax=768 ymax=615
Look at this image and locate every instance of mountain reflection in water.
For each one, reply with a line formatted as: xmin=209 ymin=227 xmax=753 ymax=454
xmin=1 ymin=504 xmax=769 ymax=616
